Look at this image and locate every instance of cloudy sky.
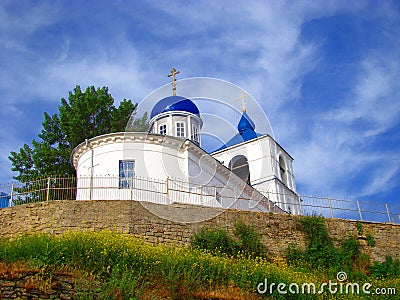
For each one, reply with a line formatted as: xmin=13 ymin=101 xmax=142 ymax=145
xmin=1 ymin=0 xmax=399 ymax=208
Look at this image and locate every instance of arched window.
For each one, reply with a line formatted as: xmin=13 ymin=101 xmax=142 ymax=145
xmin=229 ymin=155 xmax=250 ymax=185
xmin=279 ymin=156 xmax=287 ymax=185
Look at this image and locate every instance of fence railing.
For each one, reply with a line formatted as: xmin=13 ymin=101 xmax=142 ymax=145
xmin=0 ymin=176 xmax=399 ymax=224
xmin=298 ymin=194 xmax=400 ymax=224
xmin=74 ymin=176 xmax=284 ymax=213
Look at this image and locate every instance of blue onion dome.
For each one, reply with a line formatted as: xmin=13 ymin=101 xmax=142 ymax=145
xmin=213 ymin=111 xmax=262 ymax=152
xmin=150 ymin=96 xmax=200 ymax=119
xmin=238 ymin=112 xmax=255 ymax=133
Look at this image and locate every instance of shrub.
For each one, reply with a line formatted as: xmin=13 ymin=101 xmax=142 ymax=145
xmin=100 ymin=266 xmax=145 ymax=299
xmin=234 ymin=222 xmax=266 ymax=258
xmin=292 ymin=216 xmax=339 ymax=270
xmin=191 ymin=222 xmax=266 ymax=258
xmin=366 ymin=233 xmax=376 ymax=247
xmin=190 ymin=227 xmax=239 ymax=256
xmin=356 ymin=221 xmax=363 ymax=236
xmin=297 ymin=216 xmax=333 ymax=249
xmin=340 ymin=236 xmax=360 ymax=263
xmin=285 ymin=243 xmax=305 ymax=266
xmin=370 ymin=256 xmax=400 ymax=279
xmin=286 ymin=215 xmax=371 ymax=278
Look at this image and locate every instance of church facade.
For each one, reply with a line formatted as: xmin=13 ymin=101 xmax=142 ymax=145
xmin=71 ymin=71 xmax=301 ymax=215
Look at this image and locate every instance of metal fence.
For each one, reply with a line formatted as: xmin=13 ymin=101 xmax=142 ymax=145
xmin=75 ymin=176 xmax=283 ymax=213
xmin=0 ymin=176 xmax=399 ymax=224
xmin=0 ymin=177 xmax=76 ymax=207
xmin=298 ymin=195 xmax=400 ymax=224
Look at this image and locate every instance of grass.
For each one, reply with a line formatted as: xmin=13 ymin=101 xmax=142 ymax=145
xmin=0 ymin=230 xmax=399 ymax=299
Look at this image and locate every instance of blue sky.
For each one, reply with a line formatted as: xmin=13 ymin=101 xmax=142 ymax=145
xmin=1 ymin=0 xmax=399 ymax=207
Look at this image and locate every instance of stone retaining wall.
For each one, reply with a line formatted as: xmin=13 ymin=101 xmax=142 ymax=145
xmin=0 ymin=262 xmax=75 ymax=299
xmin=0 ymin=200 xmax=399 ymax=262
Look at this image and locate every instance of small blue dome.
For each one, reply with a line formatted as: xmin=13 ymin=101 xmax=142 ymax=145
xmin=150 ymin=96 xmax=200 ymax=119
xmin=212 ymin=112 xmax=262 ymax=152
xmin=237 ymin=112 xmax=255 ymax=133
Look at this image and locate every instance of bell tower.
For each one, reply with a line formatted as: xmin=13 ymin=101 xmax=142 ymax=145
xmin=211 ymin=105 xmax=300 ymax=215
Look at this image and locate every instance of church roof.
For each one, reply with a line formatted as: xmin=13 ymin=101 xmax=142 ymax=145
xmin=238 ymin=112 xmax=255 ymax=132
xmin=214 ymin=111 xmax=262 ymax=151
xmin=150 ymin=96 xmax=200 ymax=119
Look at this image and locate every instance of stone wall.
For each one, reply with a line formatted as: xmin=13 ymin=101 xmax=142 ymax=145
xmin=0 ymin=262 xmax=75 ymax=299
xmin=0 ymin=200 xmax=399 ymax=262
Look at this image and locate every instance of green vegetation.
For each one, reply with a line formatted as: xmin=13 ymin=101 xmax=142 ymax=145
xmin=234 ymin=222 xmax=266 ymax=258
xmin=355 ymin=221 xmax=376 ymax=247
xmin=370 ymin=256 xmax=400 ymax=279
xmin=9 ymin=85 xmax=142 ymax=182
xmin=0 ymin=230 xmax=279 ymax=299
xmin=356 ymin=221 xmax=363 ymax=236
xmin=190 ymin=227 xmax=239 ymax=256
xmin=366 ymin=233 xmax=376 ymax=247
xmin=285 ymin=215 xmax=399 ymax=283
xmin=190 ymin=222 xmax=266 ymax=258
xmin=286 ymin=216 xmax=370 ymax=280
xmin=0 ymin=225 xmax=398 ymax=299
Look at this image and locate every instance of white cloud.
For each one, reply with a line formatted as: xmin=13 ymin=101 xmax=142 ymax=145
xmin=1 ymin=0 xmax=399 ymax=205
xmin=331 ymin=58 xmax=400 ymax=137
xmin=359 ymin=164 xmax=399 ymax=197
xmin=159 ymin=1 xmax=398 ymax=200
xmin=41 ymin=40 xmax=152 ymax=104
xmin=292 ymin=53 xmax=400 ymax=198
xmin=0 ymin=1 xmax=61 ymax=35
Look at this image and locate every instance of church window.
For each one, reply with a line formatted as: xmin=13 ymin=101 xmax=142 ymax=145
xmin=191 ymin=126 xmax=199 ymax=143
xmin=119 ymin=160 xmax=135 ymax=189
xmin=216 ymin=190 xmax=221 ymax=203
xmin=159 ymin=124 xmax=167 ymax=135
xmin=279 ymin=156 xmax=287 ymax=186
xmin=176 ymin=122 xmax=185 ymax=137
xmin=229 ymin=155 xmax=250 ymax=185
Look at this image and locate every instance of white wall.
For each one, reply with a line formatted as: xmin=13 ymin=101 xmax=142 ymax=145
xmin=149 ymin=111 xmax=202 ymax=145
xmin=211 ymin=135 xmax=301 ymax=214
xmin=72 ymin=132 xmax=283 ymax=213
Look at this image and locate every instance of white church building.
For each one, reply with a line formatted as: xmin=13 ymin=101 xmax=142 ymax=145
xmin=71 ymin=70 xmax=301 ymax=215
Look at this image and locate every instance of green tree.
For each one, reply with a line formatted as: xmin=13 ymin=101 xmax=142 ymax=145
xmin=9 ymin=85 xmax=138 ymax=182
xmin=126 ymin=111 xmax=149 ymax=132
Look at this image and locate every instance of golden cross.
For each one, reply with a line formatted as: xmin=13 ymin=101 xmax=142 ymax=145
xmin=168 ymin=68 xmax=180 ymax=96
xmin=236 ymin=91 xmax=248 ymax=112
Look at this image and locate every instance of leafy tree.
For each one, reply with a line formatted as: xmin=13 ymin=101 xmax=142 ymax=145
xmin=9 ymin=85 xmax=140 ymax=182
xmin=126 ymin=111 xmax=149 ymax=132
